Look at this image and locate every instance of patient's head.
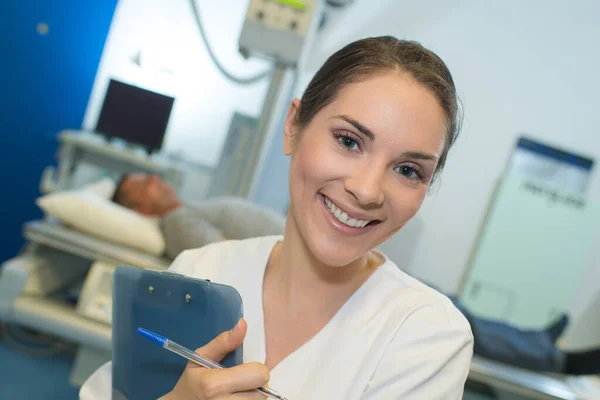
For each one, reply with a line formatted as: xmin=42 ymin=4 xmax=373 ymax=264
xmin=112 ymin=173 xmax=181 ymax=216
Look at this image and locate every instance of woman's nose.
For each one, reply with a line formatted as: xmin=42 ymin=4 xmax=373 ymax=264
xmin=344 ymin=163 xmax=385 ymax=206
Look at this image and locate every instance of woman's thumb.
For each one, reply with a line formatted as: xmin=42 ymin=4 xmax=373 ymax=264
xmin=195 ymin=319 xmax=247 ymax=363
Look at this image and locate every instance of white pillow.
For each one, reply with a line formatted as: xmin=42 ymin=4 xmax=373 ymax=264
xmin=36 ymin=190 xmax=166 ymax=256
xmin=82 ymin=177 xmax=117 ymax=199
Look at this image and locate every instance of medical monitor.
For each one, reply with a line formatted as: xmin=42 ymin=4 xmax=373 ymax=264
xmin=95 ymin=79 xmax=174 ymax=153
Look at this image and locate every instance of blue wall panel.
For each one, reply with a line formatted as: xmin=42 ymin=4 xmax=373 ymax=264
xmin=0 ymin=1 xmax=118 ymax=263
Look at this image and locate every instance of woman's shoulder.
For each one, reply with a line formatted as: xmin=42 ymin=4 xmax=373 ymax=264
xmin=167 ymin=235 xmax=282 ymax=277
xmin=360 ymin=262 xmax=474 ymax=398
xmin=374 ymin=259 xmax=472 ymax=338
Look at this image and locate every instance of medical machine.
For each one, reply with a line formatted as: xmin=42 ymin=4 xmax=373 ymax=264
xmin=96 ymin=79 xmax=175 ymax=154
xmin=205 ymin=0 xmax=324 ymax=198
xmin=239 ymin=0 xmax=323 ymax=66
xmin=206 ymin=113 xmax=258 ymax=197
xmin=40 ymin=130 xmax=187 ymax=194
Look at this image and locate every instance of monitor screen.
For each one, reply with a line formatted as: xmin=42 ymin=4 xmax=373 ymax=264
xmin=95 ymin=79 xmax=175 ymax=153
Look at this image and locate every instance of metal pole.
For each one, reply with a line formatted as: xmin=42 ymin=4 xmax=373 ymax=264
xmin=234 ymin=63 xmax=288 ymax=198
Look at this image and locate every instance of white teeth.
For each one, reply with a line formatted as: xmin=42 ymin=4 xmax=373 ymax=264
xmin=340 ymin=212 xmax=349 ymax=224
xmin=323 ymin=196 xmax=372 ymax=228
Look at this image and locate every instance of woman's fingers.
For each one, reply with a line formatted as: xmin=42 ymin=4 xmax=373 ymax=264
xmin=167 ymin=320 xmax=270 ymax=399
xmin=223 ymin=362 xmax=271 ymax=394
xmin=231 ymin=390 xmax=268 ymax=399
xmin=194 ymin=319 xmax=247 ymax=363
xmin=194 ymin=362 xmax=270 ymax=397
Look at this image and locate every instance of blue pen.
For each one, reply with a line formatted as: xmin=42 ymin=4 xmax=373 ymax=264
xmin=137 ymin=327 xmax=288 ymax=400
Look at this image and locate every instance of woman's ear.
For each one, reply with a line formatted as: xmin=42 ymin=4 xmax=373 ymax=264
xmin=283 ymin=98 xmax=301 ymax=156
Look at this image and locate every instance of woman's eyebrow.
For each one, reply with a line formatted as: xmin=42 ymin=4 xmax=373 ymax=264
xmin=331 ymin=115 xmax=375 ymax=141
xmin=401 ymin=151 xmax=439 ymax=162
xmin=331 ymin=115 xmax=439 ymax=162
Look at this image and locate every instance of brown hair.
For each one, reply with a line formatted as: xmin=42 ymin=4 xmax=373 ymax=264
xmin=295 ymin=36 xmax=461 ymax=181
xmin=111 ymin=174 xmax=131 ymax=206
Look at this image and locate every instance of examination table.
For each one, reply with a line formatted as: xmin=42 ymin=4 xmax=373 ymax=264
xmin=0 ymin=219 xmax=170 ymax=385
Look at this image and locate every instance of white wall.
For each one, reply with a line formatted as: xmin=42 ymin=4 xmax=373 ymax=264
xmin=256 ymin=0 xmax=600 ymax=318
xmin=83 ymin=0 xmax=271 ymax=167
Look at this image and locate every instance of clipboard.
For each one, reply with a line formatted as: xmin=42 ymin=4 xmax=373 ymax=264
xmin=111 ymin=266 xmax=244 ymax=400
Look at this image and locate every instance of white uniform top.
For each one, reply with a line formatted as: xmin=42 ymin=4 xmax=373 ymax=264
xmin=80 ymin=236 xmax=473 ymax=400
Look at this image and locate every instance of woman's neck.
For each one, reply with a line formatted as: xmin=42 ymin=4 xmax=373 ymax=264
xmin=264 ymin=212 xmax=380 ymax=312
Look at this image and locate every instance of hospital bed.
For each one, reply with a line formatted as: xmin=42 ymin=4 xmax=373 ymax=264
xmin=0 ymin=219 xmax=171 ymax=385
xmin=23 ymin=219 xmax=169 ymax=271
xmin=466 ymin=280 xmax=600 ymax=399
xmin=467 ymin=355 xmax=581 ymax=399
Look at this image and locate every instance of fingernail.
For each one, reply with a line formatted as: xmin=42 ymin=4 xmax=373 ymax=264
xmin=232 ymin=318 xmax=243 ymax=333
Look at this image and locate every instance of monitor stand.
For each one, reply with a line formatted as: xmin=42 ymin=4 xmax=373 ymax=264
xmin=41 ymin=130 xmax=185 ymax=193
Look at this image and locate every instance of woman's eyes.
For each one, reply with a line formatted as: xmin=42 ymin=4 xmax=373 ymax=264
xmin=332 ymin=130 xmax=426 ymax=182
xmin=394 ymin=165 xmax=423 ymax=181
xmin=334 ymin=132 xmax=361 ymax=152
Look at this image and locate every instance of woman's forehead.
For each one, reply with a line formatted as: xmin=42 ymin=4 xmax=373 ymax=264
xmin=319 ymin=72 xmax=447 ymax=152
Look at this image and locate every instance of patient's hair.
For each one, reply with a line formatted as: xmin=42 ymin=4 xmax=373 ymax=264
xmin=295 ymin=36 xmax=461 ymax=181
xmin=111 ymin=174 xmax=131 ymax=207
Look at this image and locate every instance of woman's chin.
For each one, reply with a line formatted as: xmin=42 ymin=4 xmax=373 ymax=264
xmin=320 ymin=256 xmax=358 ymax=268
xmin=309 ymin=239 xmax=367 ymax=268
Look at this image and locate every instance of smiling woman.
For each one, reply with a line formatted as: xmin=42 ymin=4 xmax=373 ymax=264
xmin=284 ymin=65 xmax=450 ymax=267
xmin=81 ymin=36 xmax=473 ymax=400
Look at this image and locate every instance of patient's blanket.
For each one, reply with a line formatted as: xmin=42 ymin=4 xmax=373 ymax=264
xmin=160 ymin=197 xmax=285 ymax=259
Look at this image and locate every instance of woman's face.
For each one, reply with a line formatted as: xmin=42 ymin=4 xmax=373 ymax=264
xmin=284 ymin=71 xmax=447 ymax=267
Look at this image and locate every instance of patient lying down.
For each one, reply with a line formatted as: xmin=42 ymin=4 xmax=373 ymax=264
xmin=111 ymin=173 xmax=285 ymax=259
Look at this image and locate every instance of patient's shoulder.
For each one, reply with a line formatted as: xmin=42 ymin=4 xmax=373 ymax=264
xmin=168 ymin=236 xmax=281 ymax=279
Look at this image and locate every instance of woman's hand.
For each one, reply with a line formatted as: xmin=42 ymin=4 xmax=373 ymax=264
xmin=161 ymin=319 xmax=269 ymax=399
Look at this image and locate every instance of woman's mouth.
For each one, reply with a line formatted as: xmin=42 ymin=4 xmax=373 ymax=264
xmin=323 ymin=196 xmax=377 ymax=228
